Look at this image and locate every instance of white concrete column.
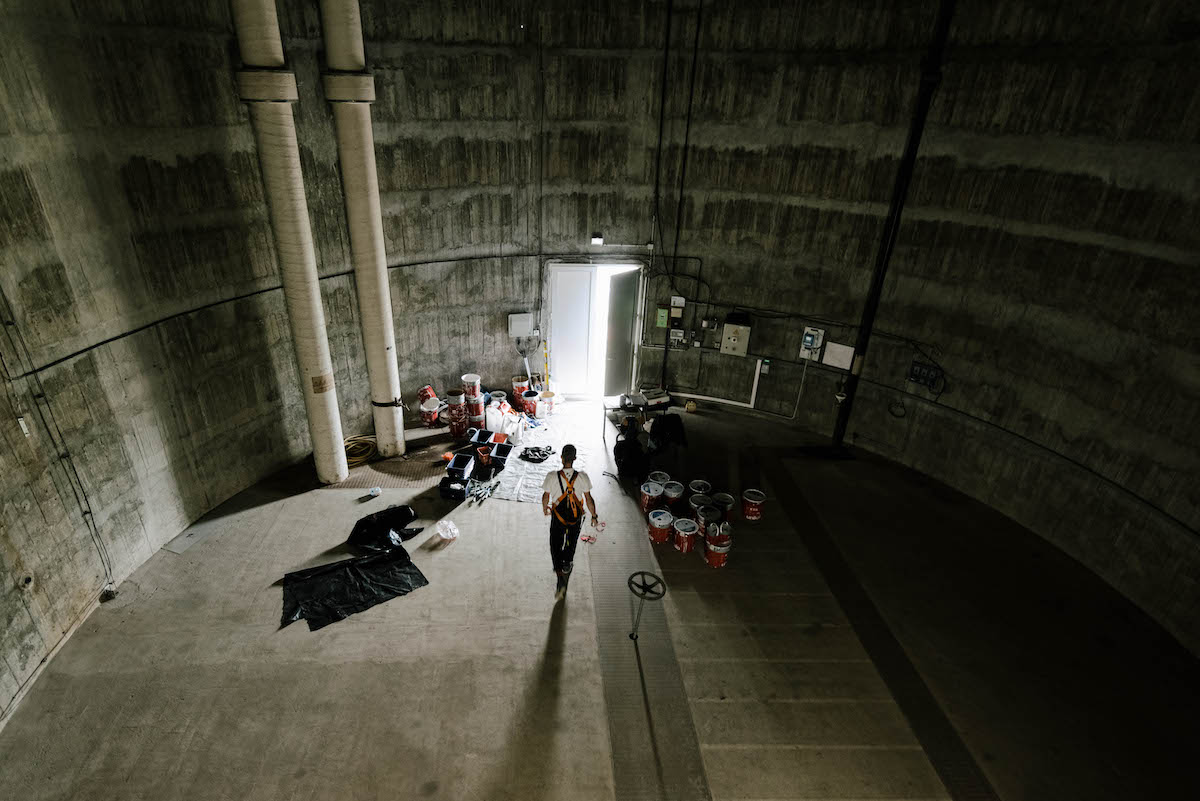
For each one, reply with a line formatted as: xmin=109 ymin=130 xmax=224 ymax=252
xmin=233 ymin=0 xmax=349 ymax=483
xmin=319 ymin=0 xmax=406 ymax=456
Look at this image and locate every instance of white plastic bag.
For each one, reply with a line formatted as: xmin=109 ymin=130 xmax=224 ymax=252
xmin=436 ymin=520 xmax=459 ymax=542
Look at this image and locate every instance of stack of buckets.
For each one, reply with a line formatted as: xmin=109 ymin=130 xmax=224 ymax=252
xmin=462 ymin=373 xmax=485 ymax=431
xmin=642 ymin=473 xmax=766 ymax=568
xmin=445 ymin=389 xmax=468 ymax=439
xmin=416 ymin=384 xmax=441 ymax=428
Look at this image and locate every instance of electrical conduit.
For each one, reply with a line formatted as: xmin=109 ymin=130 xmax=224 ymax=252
xmin=319 ymin=0 xmax=405 ymax=456
xmin=232 ymin=0 xmax=349 ymax=483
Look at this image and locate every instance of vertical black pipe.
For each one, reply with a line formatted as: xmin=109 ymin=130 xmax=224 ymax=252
xmin=831 ymin=0 xmax=956 ymax=448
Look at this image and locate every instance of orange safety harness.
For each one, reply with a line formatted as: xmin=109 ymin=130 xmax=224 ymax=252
xmin=552 ymin=470 xmax=584 ymax=526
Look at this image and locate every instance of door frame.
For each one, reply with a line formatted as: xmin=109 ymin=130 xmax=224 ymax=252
xmin=542 ymin=259 xmax=647 ymax=398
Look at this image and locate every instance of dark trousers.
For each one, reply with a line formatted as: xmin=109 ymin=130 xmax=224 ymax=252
xmin=549 ymin=516 xmax=582 ymax=574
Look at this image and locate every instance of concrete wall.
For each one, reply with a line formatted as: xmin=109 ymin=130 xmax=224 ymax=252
xmin=2 ymin=0 xmax=1198 ymax=719
xmin=634 ymin=0 xmax=1200 ymax=653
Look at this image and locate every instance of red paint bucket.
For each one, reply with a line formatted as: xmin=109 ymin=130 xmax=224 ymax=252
xmin=449 ymin=418 xmax=469 ymax=439
xmin=662 ymin=481 xmax=685 ymax=510
xmin=705 ymin=520 xmax=732 ymax=548
xmin=416 ymin=384 xmax=436 ymax=404
xmin=742 ymin=489 xmax=766 ymax=521
xmin=673 ymin=518 xmax=699 ymax=554
xmin=688 ymin=479 xmax=712 ymax=497
xmin=704 ymin=541 xmax=731 ymax=568
xmin=639 ymin=481 xmax=664 ymax=513
xmin=445 ymin=390 xmax=465 ymax=406
xmin=648 ymin=471 xmax=670 ymax=485
xmin=711 ymin=492 xmax=736 ymax=521
xmin=512 ymin=376 xmax=529 ymax=409
xmin=469 ymin=413 xmax=485 ymax=427
xmin=461 ymin=373 xmax=482 ymax=397
xmin=466 ymin=395 xmax=485 ymax=417
xmin=522 ymin=390 xmax=539 ymax=413
xmin=698 ymin=506 xmax=721 ymax=531
xmin=688 ymin=494 xmax=713 ymax=521
xmin=647 ymin=510 xmax=674 ymax=544
xmin=538 ymin=391 xmax=556 ymax=417
xmin=419 ymin=397 xmax=441 ymax=427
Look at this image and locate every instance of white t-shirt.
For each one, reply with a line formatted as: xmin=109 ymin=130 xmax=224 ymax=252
xmin=543 ymin=467 xmax=592 ymax=498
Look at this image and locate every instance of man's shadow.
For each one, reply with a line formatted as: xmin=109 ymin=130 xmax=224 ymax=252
xmin=479 ymin=601 xmax=569 ymax=800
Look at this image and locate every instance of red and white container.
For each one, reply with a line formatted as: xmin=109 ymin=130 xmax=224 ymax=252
xmin=662 ymin=481 xmax=685 ymax=510
xmin=673 ymin=518 xmax=699 ymax=554
xmin=648 ymin=471 xmax=670 ymax=485
xmin=449 ymin=417 xmax=469 ymax=439
xmin=705 ymin=520 xmax=732 ymax=549
xmin=742 ymin=489 xmax=766 ymax=521
xmin=416 ymin=384 xmax=437 ymax=405
xmin=512 ymin=375 xmax=530 ymax=409
xmin=445 ymin=389 xmax=465 ymax=407
xmin=461 ymin=373 xmax=482 ymax=397
xmin=538 ymin=391 xmax=556 ymax=417
xmin=419 ymin=397 xmax=442 ymax=427
xmin=639 ymin=481 xmax=664 ymax=513
xmin=704 ymin=541 xmax=731 ymax=568
xmin=466 ymin=395 xmax=485 ymax=418
xmin=469 ymin=413 xmax=485 ymax=428
xmin=711 ymin=492 xmax=736 ymax=522
xmin=491 ymin=390 xmax=507 ymax=404
xmin=647 ymin=509 xmax=674 ymax=544
xmin=522 ymin=390 xmax=539 ymax=414
xmin=688 ymin=479 xmax=712 ymax=497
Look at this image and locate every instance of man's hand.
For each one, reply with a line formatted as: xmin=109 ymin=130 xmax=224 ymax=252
xmin=543 ymin=505 xmax=552 ymax=516
xmin=590 ymin=516 xmax=600 ymax=528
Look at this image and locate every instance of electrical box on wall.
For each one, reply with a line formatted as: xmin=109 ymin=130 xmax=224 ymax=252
xmin=801 ymin=326 xmax=825 ymax=360
xmin=720 ymin=323 xmax=751 ymax=357
xmin=508 ymin=313 xmax=534 ymax=338
xmin=655 ymin=307 xmax=670 ymax=328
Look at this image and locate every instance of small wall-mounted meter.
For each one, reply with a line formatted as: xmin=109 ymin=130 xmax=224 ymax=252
xmin=801 ymin=326 xmax=825 ymax=360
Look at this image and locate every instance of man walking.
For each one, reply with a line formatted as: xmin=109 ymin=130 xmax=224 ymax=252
xmin=542 ymin=444 xmax=598 ymax=601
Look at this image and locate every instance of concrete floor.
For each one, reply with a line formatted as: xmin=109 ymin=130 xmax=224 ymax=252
xmin=2 ymin=400 xmax=1196 ymax=800
xmin=0 ymin=456 xmax=614 ymax=800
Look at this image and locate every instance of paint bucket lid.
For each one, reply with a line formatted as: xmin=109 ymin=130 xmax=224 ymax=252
xmin=662 ymin=481 xmax=685 ymax=498
xmin=491 ymin=390 xmax=507 ymax=400
xmin=648 ymin=471 xmax=670 ymax=484
xmin=540 ymin=391 xmax=556 ymax=401
xmin=648 ymin=510 xmax=674 ymax=528
xmin=712 ymin=492 xmax=735 ymax=510
xmin=688 ymin=479 xmax=712 ymax=495
xmin=640 ymin=481 xmax=664 ymax=498
xmin=673 ymin=518 xmax=698 ymax=534
xmin=420 ymin=397 xmax=440 ymax=412
xmin=462 ymin=373 xmax=481 ymax=383
xmin=689 ymin=493 xmax=713 ymax=509
xmin=743 ymin=489 xmax=766 ymax=503
xmin=523 ymin=390 xmax=540 ymax=400
xmin=512 ymin=375 xmax=529 ymax=384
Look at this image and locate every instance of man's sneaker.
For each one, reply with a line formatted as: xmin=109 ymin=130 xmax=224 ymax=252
xmin=554 ymin=572 xmax=566 ymax=601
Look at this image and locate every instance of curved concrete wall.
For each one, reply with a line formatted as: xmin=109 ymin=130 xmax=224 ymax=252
xmin=2 ymin=0 xmax=1197 ymax=720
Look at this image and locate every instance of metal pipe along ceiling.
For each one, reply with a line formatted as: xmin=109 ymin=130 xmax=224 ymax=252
xmin=320 ymin=0 xmax=406 ymax=456
xmin=232 ymin=0 xmax=349 ymax=483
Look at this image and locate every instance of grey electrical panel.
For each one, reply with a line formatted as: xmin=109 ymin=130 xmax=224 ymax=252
xmin=720 ymin=323 xmax=751 ymax=357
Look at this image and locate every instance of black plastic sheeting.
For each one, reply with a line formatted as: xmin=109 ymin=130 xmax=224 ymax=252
xmin=281 ymin=549 xmax=429 ymax=631
xmin=346 ymin=505 xmax=423 ymax=553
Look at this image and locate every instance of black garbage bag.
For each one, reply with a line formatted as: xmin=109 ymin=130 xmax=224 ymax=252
xmin=280 ymin=549 xmax=428 ymax=631
xmin=346 ymin=505 xmax=423 ymax=553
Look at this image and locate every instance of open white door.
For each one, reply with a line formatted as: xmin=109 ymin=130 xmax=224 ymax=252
xmin=549 ymin=267 xmax=594 ymax=395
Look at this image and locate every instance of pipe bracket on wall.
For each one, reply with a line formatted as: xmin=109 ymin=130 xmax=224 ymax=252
xmin=236 ymin=70 xmax=299 ymax=103
xmin=322 ymin=73 xmax=375 ymax=103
